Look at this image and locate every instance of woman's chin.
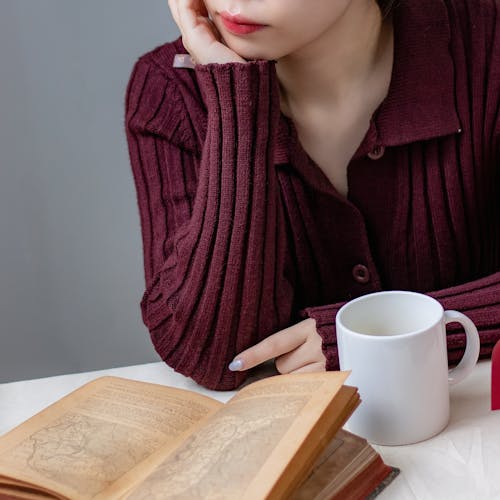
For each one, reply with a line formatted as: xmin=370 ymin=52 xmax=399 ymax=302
xmin=227 ymin=46 xmax=280 ymax=62
xmin=219 ymin=35 xmax=279 ymax=61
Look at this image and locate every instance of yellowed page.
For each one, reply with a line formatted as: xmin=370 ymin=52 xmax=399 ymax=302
xmin=257 ymin=385 xmax=360 ymax=500
xmin=0 ymin=377 xmax=222 ymax=500
xmin=125 ymin=371 xmax=352 ymax=500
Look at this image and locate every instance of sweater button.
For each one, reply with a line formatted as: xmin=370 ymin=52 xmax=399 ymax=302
xmin=352 ymin=264 xmax=370 ymax=284
xmin=367 ymin=145 xmax=385 ymax=160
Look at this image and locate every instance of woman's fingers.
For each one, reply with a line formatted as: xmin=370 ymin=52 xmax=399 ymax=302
xmin=168 ymin=0 xmax=180 ymax=27
xmin=289 ymin=362 xmax=326 ymax=374
xmin=168 ymin=0 xmax=195 ymax=54
xmin=228 ymin=318 xmax=326 ymax=374
xmin=229 ymin=322 xmax=309 ymax=372
xmin=178 ymin=0 xmax=198 ymax=31
xmin=274 ymin=334 xmax=324 ymax=374
xmin=178 ymin=3 xmax=219 ymax=62
xmin=186 ymin=0 xmax=208 ymax=18
xmin=167 ymin=0 xmax=245 ymax=64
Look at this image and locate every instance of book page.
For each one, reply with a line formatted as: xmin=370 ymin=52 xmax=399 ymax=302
xmin=126 ymin=371 xmax=353 ymax=500
xmin=0 ymin=377 xmax=222 ymax=500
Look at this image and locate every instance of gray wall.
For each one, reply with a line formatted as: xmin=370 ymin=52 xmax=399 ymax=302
xmin=0 ymin=1 xmax=179 ymax=382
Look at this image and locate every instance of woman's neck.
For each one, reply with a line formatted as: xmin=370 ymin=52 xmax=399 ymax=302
xmin=276 ymin=0 xmax=393 ymax=117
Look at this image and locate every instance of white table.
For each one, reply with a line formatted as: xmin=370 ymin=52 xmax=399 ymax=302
xmin=1 ymin=361 xmax=499 ymax=499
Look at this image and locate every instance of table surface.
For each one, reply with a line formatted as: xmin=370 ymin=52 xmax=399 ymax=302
xmin=1 ymin=360 xmax=499 ymax=500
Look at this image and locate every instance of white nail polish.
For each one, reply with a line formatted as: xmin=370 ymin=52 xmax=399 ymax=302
xmin=228 ymin=359 xmax=243 ymax=371
xmin=172 ymin=54 xmax=196 ymax=69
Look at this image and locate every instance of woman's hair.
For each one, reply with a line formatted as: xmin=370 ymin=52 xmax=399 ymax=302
xmin=377 ymin=0 xmax=397 ymax=17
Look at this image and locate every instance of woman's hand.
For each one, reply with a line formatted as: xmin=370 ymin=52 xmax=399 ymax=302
xmin=228 ymin=318 xmax=326 ymax=374
xmin=168 ymin=0 xmax=246 ymax=64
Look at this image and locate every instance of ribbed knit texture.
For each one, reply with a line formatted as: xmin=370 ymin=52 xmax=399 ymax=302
xmin=126 ymin=0 xmax=500 ymax=389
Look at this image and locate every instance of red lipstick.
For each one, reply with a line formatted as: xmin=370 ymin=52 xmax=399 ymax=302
xmin=220 ymin=12 xmax=266 ymax=35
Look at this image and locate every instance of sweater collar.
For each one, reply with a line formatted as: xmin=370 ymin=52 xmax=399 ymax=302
xmin=371 ymin=0 xmax=461 ymax=149
xmin=275 ymin=0 xmax=461 ymax=164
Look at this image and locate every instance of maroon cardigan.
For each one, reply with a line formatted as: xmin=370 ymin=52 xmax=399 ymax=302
xmin=125 ymin=0 xmax=500 ymax=389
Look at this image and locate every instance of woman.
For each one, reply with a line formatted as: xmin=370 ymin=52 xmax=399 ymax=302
xmin=125 ymin=0 xmax=500 ymax=390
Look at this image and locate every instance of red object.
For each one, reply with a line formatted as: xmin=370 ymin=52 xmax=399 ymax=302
xmin=492 ymin=342 xmax=500 ymax=410
xmin=332 ymin=457 xmax=396 ymax=500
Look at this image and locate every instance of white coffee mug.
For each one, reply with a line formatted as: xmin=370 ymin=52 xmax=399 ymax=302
xmin=336 ymin=291 xmax=480 ymax=445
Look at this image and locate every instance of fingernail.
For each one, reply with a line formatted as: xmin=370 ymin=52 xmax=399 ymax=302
xmin=173 ymin=54 xmax=196 ymax=69
xmin=228 ymin=359 xmax=244 ymax=371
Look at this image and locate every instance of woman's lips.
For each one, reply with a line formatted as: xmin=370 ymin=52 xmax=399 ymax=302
xmin=219 ymin=12 xmax=266 ymax=35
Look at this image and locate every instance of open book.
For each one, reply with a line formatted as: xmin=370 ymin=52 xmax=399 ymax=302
xmin=0 ymin=372 xmax=397 ymax=499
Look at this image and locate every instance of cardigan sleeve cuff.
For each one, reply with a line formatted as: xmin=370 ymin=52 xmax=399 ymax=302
xmin=300 ymin=301 xmax=498 ymax=371
xmin=300 ymin=268 xmax=500 ymax=372
xmin=194 ymin=60 xmax=277 ymax=113
xmin=299 ymin=304 xmax=342 ymax=371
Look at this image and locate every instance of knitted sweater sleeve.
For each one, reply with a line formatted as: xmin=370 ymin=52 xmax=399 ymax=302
xmin=301 ymin=272 xmax=500 ymax=371
xmin=125 ymin=58 xmax=293 ymax=390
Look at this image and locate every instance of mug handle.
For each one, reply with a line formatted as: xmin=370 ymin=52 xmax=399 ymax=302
xmin=445 ymin=310 xmax=480 ymax=385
